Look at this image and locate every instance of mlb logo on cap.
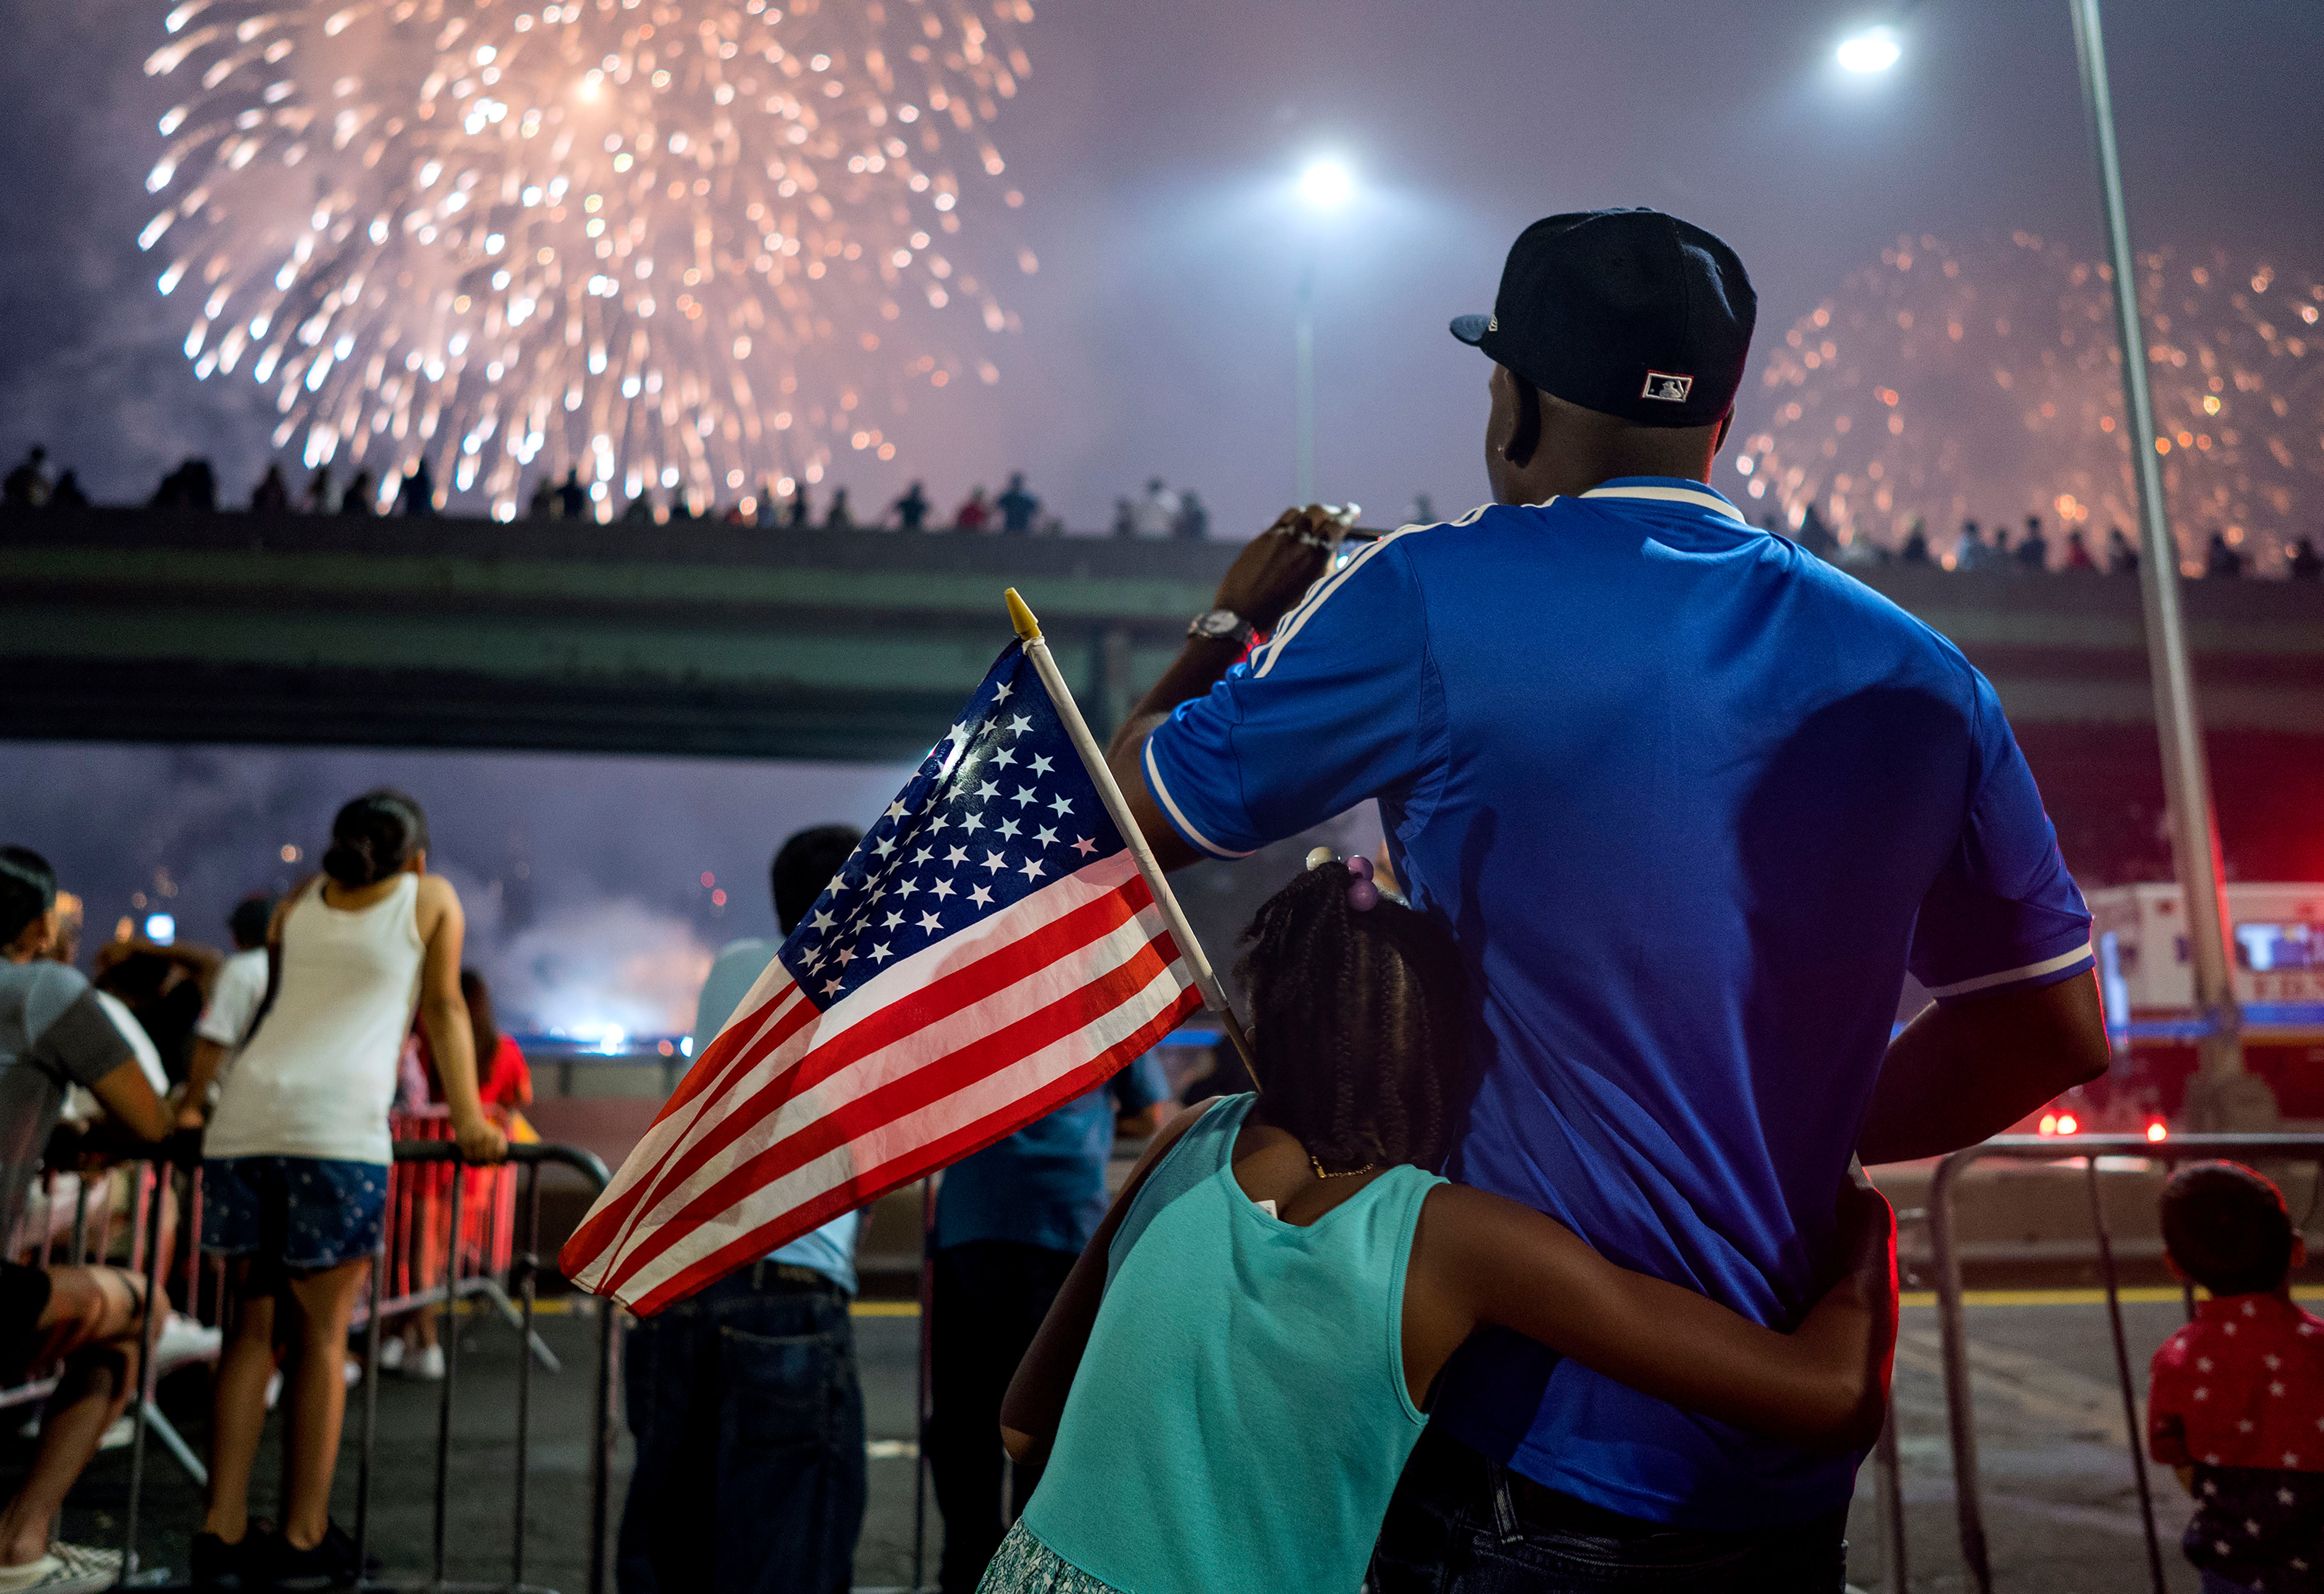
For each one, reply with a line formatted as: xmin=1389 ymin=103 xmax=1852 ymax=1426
xmin=1641 ymin=371 xmax=1694 ymax=403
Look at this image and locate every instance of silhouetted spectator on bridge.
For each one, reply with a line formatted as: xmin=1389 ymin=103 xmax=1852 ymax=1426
xmin=152 ymin=458 xmax=217 ymax=511
xmin=305 ymin=466 xmax=335 ymax=514
xmin=340 ymin=469 xmax=376 ymax=516
xmin=2063 ymin=529 xmax=2097 ymax=572
xmin=2107 ymin=526 xmax=2138 ymax=575
xmin=1409 ymin=491 xmax=1437 ymax=526
xmin=2014 ymin=515 xmax=2049 ymax=572
xmin=1173 ymin=490 xmax=1211 ymax=541
xmin=1991 ymin=523 xmax=2014 ymax=568
xmin=1133 ymin=477 xmax=1179 ymax=539
xmin=554 ymin=468 xmax=587 ymax=520
xmin=1794 ymin=502 xmax=1838 ymax=562
xmin=1111 ymin=497 xmax=1135 ymax=538
xmin=786 ymin=485 xmax=811 ymax=529
xmin=890 ymin=481 xmax=930 ymax=531
xmin=2290 ymin=537 xmax=2323 ymax=581
xmin=251 ymin=464 xmax=290 ymax=515
xmin=621 ymin=494 xmax=654 ymax=524
xmin=46 ymin=472 xmax=88 ymax=513
xmin=2205 ymin=532 xmax=2243 ymax=578
xmin=995 ymin=472 xmax=1039 ymax=534
xmin=397 ymin=458 xmax=437 ymax=517
xmin=3 ymin=446 xmax=50 ymax=511
xmin=526 ymin=477 xmax=556 ymax=520
xmin=819 ymin=488 xmax=852 ymax=531
xmin=755 ymin=485 xmax=782 ymax=528
xmin=1952 ymin=519 xmax=1986 ymax=570
xmin=1898 ymin=524 xmax=1931 ymax=565
xmin=954 ymin=486 xmax=990 ymax=532
xmin=668 ymin=495 xmax=697 ymax=524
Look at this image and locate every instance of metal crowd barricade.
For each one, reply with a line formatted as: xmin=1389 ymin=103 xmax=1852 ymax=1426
xmin=91 ymin=1138 xmax=618 ymax=1593
xmin=1922 ymin=1131 xmax=2324 ymax=1594
xmin=2 ymin=1160 xmax=214 ymax=1484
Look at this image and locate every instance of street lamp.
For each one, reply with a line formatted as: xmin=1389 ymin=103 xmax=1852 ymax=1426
xmin=1839 ymin=6 xmax=2257 ymax=1130
xmin=1293 ymin=157 xmax=1355 ymax=505
xmin=1835 ymin=25 xmax=1903 ymax=72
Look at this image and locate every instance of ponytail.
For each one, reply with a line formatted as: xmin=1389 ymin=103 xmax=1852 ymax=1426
xmin=322 ymin=790 xmax=430 ymax=887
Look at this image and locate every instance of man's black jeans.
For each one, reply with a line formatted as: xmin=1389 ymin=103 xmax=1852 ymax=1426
xmin=616 ymin=1264 xmax=866 ymax=1594
xmin=1371 ymin=1428 xmax=1850 ymax=1593
xmin=928 ymin=1240 xmax=1078 ymax=1594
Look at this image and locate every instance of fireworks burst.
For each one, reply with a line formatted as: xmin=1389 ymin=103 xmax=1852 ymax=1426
xmin=140 ymin=0 xmax=1034 ymax=517
xmin=1738 ymin=232 xmax=2324 ymax=572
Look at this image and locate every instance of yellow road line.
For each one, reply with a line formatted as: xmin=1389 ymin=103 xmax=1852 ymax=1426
xmin=1901 ymin=1286 xmax=2324 ymax=1308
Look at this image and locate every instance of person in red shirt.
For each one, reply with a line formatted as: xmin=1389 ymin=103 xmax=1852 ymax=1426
xmin=2147 ymin=1162 xmax=2323 ymax=1594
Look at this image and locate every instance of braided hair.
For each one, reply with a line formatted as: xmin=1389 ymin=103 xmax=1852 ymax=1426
xmin=1234 ymin=858 xmax=1473 ymax=1173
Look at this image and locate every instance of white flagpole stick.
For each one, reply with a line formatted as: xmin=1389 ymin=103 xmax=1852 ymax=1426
xmin=1006 ymin=588 xmax=1258 ymax=1078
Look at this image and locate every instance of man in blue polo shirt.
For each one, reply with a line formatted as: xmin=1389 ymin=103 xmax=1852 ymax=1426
xmin=1104 ymin=210 xmax=2112 ymax=1588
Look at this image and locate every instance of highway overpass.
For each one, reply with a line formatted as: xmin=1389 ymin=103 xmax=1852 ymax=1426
xmin=7 ymin=508 xmax=2324 ymax=762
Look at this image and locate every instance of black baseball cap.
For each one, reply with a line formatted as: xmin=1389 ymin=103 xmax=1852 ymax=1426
xmin=1450 ymin=208 xmax=1756 ymax=429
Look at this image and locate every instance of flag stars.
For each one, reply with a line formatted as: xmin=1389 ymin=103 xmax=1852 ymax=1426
xmin=960 ymin=812 xmax=986 ymax=835
xmin=834 ymin=947 xmax=857 ymax=966
xmin=912 ymin=846 xmax=934 ymax=866
xmin=882 ymin=910 xmax=906 ymax=930
xmin=1070 ymin=835 xmax=1097 ymax=857
xmin=1034 ymin=826 xmax=1058 ymax=847
xmin=896 ymin=878 xmax=921 ymax=900
xmin=873 ymin=836 xmax=897 ymax=859
xmin=868 ymin=943 xmax=894 ymax=964
xmin=1029 ymin=754 xmax=1053 ymax=775
xmin=1005 ymin=714 xmax=1032 ymax=735
xmin=1018 ymin=857 xmax=1046 ymax=882
xmin=944 ymin=846 xmax=970 ymax=866
xmin=1049 ymin=795 xmax=1074 ymax=817
xmin=975 ymin=780 xmax=1000 ymax=802
xmin=992 ymin=747 xmax=1017 ymax=768
xmin=822 ymin=977 xmax=843 ymax=997
xmin=969 ymin=885 xmax=994 ymax=907
xmin=1012 ymin=785 xmax=1038 ymax=808
xmin=917 ymin=911 xmax=943 ymax=933
xmin=886 ymin=799 xmax=909 ymax=821
xmin=998 ymin=818 xmax=1021 ymax=840
xmin=931 ymin=878 xmax=956 ymax=900
xmin=810 ymin=910 xmax=836 ymax=932
xmin=982 ymin=851 xmax=1008 ymax=874
xmin=991 ymin=682 xmax=1012 ymax=704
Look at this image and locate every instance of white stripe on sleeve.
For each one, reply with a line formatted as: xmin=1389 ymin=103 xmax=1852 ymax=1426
xmin=1143 ymin=736 xmax=1254 ymax=859
xmin=1923 ymin=942 xmax=2096 ymax=1001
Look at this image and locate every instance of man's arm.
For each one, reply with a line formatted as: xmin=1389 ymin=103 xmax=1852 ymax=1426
xmin=1102 ymin=506 xmax=1348 ymax=871
xmin=1856 ymin=971 xmax=2109 ymax=1164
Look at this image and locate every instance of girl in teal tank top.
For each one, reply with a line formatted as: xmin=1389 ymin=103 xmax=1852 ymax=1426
xmin=982 ymin=857 xmax=1898 ymax=1594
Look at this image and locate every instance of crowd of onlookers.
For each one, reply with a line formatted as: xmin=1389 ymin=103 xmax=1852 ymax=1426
xmin=1784 ymin=504 xmax=2324 ymax=580
xmin=2 ymin=445 xmax=1215 ymax=540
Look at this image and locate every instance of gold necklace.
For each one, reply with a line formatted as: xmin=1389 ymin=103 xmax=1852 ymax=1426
xmin=1310 ymin=1154 xmax=1378 ymax=1180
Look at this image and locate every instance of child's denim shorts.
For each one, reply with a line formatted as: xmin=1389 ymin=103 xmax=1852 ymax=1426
xmin=201 ymin=1156 xmax=389 ymax=1271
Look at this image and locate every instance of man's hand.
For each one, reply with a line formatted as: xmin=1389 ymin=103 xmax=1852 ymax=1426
xmin=1214 ymin=505 xmax=1350 ymax=631
xmin=454 ymin=1111 xmax=510 ymax=1164
xmin=1858 ymin=971 xmax=2110 ymax=1164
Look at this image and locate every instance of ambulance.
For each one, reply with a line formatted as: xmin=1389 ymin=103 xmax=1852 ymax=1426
xmin=2082 ymin=881 xmax=2324 ymax=1125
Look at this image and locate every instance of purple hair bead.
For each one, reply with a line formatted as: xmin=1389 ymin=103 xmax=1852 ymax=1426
xmin=1346 ymin=877 xmax=1381 ymax=912
xmin=1346 ymin=855 xmax=1375 ymax=882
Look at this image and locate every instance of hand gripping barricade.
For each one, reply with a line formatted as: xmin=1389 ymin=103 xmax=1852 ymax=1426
xmin=1871 ymin=1130 xmax=2324 ymax=1594
xmin=4 ymin=1137 xmax=620 ymax=1592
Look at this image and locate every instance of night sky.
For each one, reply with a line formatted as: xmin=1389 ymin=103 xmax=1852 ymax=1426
xmin=5 ymin=0 xmax=2319 ymax=531
xmin=3 ymin=1 xmax=2320 ymax=1029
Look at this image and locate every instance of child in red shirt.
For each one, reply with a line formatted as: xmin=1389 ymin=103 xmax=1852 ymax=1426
xmin=2147 ymin=1162 xmax=2322 ymax=1594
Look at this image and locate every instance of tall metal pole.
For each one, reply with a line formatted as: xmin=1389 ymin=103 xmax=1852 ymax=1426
xmin=2067 ymin=0 xmax=2258 ymax=1118
xmin=1294 ymin=254 xmax=1317 ymax=506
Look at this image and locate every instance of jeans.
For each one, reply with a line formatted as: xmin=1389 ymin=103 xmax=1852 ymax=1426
xmin=617 ymin=1266 xmax=866 ymax=1594
xmin=1372 ymin=1427 xmax=1850 ymax=1593
xmin=929 ymin=1241 xmax=1078 ymax=1594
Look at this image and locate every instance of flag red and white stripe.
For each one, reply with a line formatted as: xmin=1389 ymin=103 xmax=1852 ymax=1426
xmin=560 ymin=848 xmax=1202 ymax=1313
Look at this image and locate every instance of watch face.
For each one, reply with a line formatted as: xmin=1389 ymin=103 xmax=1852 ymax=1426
xmin=1192 ymin=609 xmax=1241 ymax=638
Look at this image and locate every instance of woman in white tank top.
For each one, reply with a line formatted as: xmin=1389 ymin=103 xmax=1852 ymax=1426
xmin=191 ymin=791 xmax=506 ymax=1589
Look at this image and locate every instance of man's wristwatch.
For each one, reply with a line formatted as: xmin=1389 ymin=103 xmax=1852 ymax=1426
xmin=1187 ymin=608 xmax=1257 ymax=646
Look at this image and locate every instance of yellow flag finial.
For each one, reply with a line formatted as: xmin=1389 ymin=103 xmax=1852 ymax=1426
xmin=1005 ymin=587 xmax=1042 ymax=643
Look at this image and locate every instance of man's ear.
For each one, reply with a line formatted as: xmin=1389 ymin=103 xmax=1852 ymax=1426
xmin=1501 ymin=376 xmax=1541 ymax=469
xmin=1712 ymin=407 xmax=1734 ymax=454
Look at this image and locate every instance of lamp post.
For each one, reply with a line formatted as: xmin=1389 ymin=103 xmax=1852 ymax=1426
xmin=1293 ymin=158 xmax=1354 ymax=506
xmin=1837 ymin=7 xmax=2265 ymax=1124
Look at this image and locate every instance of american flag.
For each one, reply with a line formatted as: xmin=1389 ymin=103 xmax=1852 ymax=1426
xmin=560 ymin=641 xmax=1206 ymax=1313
